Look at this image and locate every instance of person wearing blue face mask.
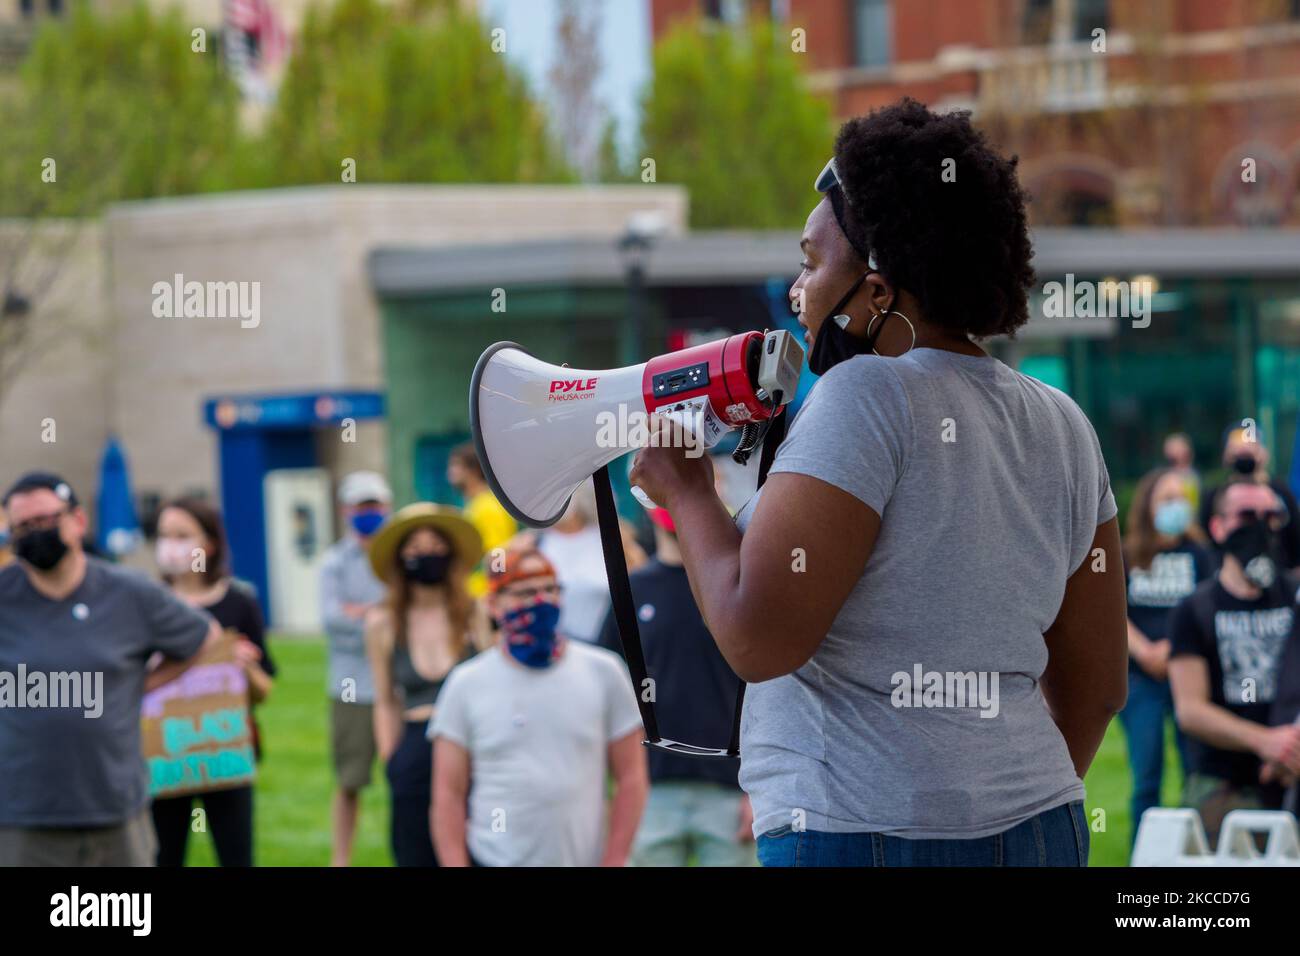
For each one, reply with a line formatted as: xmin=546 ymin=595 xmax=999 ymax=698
xmin=430 ymin=547 xmax=648 ymax=867
xmin=319 ymin=470 xmax=392 ymax=867
xmin=1119 ymin=466 xmax=1214 ymax=851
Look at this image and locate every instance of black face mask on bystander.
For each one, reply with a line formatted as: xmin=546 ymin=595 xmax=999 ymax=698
xmin=15 ymin=527 xmax=69 ymax=571
xmin=403 ymin=552 xmax=451 ymax=586
xmin=1222 ymin=520 xmax=1284 ymax=590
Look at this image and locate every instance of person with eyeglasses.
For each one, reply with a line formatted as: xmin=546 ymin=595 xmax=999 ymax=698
xmin=430 ymin=548 xmax=648 ymax=866
xmin=1168 ymin=477 xmax=1300 ymax=846
xmin=629 ymin=99 xmax=1127 ymax=867
xmin=0 ymin=472 xmax=220 ymax=866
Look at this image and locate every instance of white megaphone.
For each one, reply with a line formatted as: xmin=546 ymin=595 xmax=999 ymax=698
xmin=470 ymin=329 xmax=804 ymax=528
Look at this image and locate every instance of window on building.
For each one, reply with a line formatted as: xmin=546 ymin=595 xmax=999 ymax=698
xmin=18 ymin=0 xmax=35 ymax=18
xmin=1021 ymin=0 xmax=1055 ymax=44
xmin=854 ymin=0 xmax=893 ymax=68
xmin=1022 ymin=0 xmax=1109 ymax=45
xmin=703 ymin=0 xmax=745 ymax=25
xmin=1072 ymin=0 xmax=1108 ymax=40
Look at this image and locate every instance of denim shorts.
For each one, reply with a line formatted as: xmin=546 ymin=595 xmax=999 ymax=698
xmin=756 ymin=800 xmax=1089 ymax=867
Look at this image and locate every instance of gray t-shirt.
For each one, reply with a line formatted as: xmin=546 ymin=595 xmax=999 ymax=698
xmin=0 ymin=558 xmax=210 ymax=827
xmin=735 ymin=349 xmax=1116 ymax=839
xmin=319 ymin=536 xmax=385 ymax=704
xmin=429 ymin=640 xmax=643 ymax=866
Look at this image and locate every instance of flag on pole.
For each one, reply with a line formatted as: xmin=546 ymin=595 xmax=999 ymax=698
xmin=224 ymin=0 xmax=290 ymax=104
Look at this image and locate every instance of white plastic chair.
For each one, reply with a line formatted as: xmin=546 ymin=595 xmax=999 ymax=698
xmin=1132 ymin=807 xmax=1300 ymax=866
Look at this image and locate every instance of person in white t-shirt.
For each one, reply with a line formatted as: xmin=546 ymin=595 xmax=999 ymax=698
xmin=429 ymin=548 xmax=648 ymax=866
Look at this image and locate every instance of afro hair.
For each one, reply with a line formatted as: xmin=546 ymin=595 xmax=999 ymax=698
xmin=832 ymin=98 xmax=1036 ymax=339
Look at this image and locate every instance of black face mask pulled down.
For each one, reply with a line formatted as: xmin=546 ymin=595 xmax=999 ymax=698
xmin=15 ymin=527 xmax=69 ymax=571
xmin=808 ymin=273 xmax=891 ymax=376
xmin=403 ymin=552 xmax=452 ymax=586
xmin=1222 ymin=520 xmax=1284 ymax=590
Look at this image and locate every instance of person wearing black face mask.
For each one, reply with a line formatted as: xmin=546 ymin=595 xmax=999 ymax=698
xmin=630 ymin=100 xmax=1127 ymax=867
xmin=1168 ymin=478 xmax=1300 ymax=847
xmin=362 ymin=503 xmax=484 ymax=866
xmin=1197 ymin=425 xmax=1300 ymax=572
xmin=0 ymin=472 xmax=220 ymax=866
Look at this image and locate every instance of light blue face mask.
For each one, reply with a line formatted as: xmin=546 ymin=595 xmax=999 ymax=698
xmin=1154 ymin=499 xmax=1192 ymax=537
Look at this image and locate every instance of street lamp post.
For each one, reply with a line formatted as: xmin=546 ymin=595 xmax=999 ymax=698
xmin=617 ymin=212 xmax=666 ymax=367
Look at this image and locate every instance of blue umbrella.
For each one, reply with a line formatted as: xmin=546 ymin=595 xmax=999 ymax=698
xmin=97 ymin=436 xmax=141 ymax=558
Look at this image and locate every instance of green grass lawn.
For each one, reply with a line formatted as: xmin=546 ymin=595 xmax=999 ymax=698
xmin=181 ymin=636 xmax=392 ymax=867
xmin=178 ymin=635 xmax=1167 ymax=866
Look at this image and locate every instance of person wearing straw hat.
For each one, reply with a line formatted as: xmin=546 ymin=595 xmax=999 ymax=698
xmin=364 ymin=503 xmax=483 ymax=867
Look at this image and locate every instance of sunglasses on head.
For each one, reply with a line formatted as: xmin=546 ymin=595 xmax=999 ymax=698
xmin=814 ymin=158 xmax=876 ymax=267
xmin=815 ymin=157 xmax=842 ymax=195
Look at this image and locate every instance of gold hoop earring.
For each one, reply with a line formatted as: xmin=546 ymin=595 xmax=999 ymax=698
xmin=866 ymin=309 xmax=916 ymax=357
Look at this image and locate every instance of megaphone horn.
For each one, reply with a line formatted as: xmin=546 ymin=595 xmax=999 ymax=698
xmin=469 ymin=330 xmax=804 ymax=528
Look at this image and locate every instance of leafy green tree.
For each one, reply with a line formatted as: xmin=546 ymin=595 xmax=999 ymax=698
xmin=0 ymin=1 xmax=245 ymax=217
xmin=0 ymin=2 xmax=245 ymax=407
xmin=638 ymin=19 xmax=835 ymax=229
xmin=259 ymin=0 xmax=571 ymax=186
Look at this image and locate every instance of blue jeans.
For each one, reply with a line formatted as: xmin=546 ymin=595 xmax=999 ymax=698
xmin=1117 ymin=663 xmax=1189 ymax=846
xmin=756 ymin=801 xmax=1088 ymax=867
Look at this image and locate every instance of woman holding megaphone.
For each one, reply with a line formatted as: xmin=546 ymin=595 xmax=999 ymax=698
xmin=630 ymin=99 xmax=1128 ymax=868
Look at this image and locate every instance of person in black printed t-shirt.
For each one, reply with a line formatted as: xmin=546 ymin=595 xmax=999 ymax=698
xmin=0 ymin=473 xmax=219 ymax=866
xmin=1169 ymin=477 xmax=1300 ymax=846
xmin=599 ymin=507 xmax=756 ymax=867
xmin=1119 ymin=467 xmax=1214 ymax=847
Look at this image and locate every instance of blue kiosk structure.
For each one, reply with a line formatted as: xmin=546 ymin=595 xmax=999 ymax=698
xmin=202 ymin=390 xmax=386 ymax=622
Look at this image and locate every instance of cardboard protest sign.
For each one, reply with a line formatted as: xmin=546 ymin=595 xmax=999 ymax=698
xmin=141 ymin=629 xmax=255 ymax=798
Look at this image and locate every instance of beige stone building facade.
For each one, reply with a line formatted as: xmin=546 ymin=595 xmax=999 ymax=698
xmin=0 ymin=184 xmax=689 ymax=524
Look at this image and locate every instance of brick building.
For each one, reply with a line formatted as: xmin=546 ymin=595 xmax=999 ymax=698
xmin=651 ymin=0 xmax=1300 ymax=227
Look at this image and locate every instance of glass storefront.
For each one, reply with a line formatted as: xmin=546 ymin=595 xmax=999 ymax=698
xmin=996 ymin=274 xmax=1300 ymax=512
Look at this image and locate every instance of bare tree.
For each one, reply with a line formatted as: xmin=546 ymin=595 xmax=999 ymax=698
xmin=548 ymin=0 xmax=607 ymax=181
xmin=0 ymin=96 xmax=107 ymax=411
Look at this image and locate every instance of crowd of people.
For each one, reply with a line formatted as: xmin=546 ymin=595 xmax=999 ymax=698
xmin=1120 ymin=425 xmax=1300 ymax=848
xmin=0 ymin=417 xmax=1298 ymax=866
xmin=320 ymin=444 xmax=753 ymax=868
xmin=0 ymin=438 xmax=754 ymax=867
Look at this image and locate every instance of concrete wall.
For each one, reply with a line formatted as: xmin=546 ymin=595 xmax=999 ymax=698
xmin=0 ymin=220 xmax=110 ymax=519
